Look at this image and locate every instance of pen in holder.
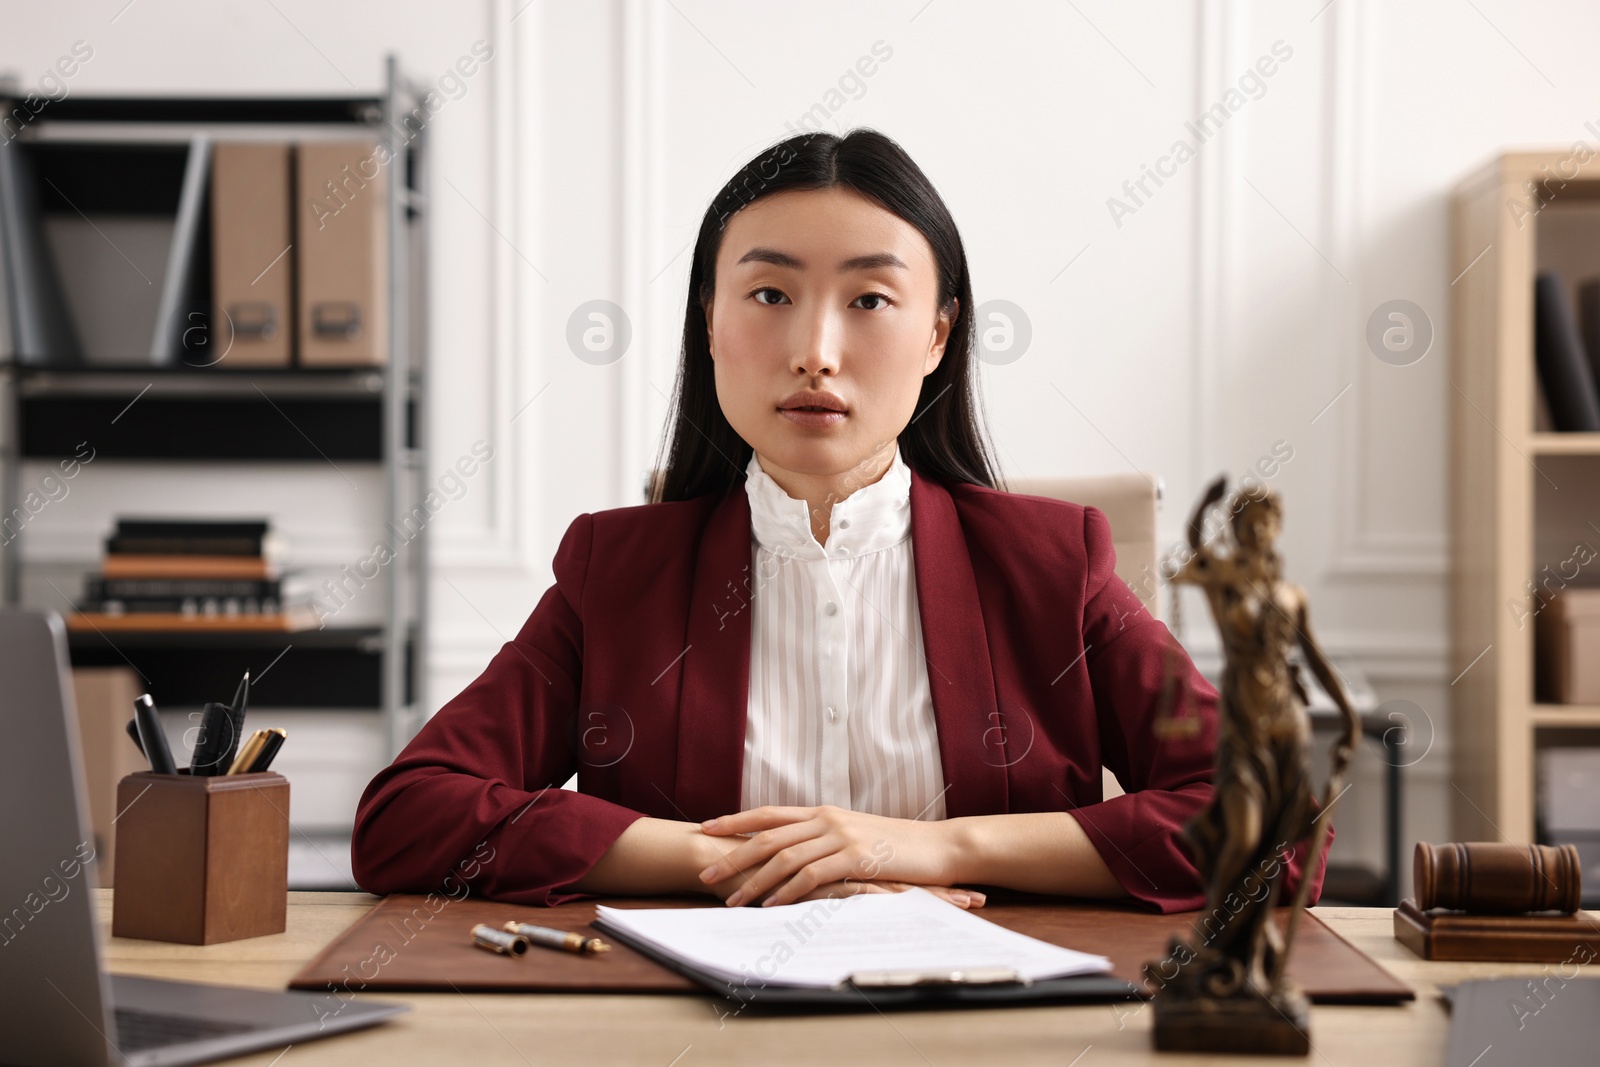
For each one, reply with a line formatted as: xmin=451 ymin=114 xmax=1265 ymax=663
xmin=111 ymin=769 xmax=290 ymax=944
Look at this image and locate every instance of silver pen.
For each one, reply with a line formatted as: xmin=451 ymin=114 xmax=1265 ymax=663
xmin=501 ymin=921 xmax=611 ymax=955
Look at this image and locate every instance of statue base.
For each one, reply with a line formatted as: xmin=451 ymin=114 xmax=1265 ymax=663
xmin=1149 ymin=984 xmax=1311 ymax=1056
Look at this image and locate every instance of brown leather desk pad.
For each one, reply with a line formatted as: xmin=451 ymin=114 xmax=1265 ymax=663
xmin=288 ymin=891 xmax=1411 ymax=1003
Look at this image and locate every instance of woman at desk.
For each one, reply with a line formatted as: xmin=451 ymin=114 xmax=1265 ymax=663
xmin=351 ymin=129 xmax=1332 ymax=914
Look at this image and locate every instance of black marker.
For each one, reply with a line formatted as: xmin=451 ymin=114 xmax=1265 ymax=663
xmin=189 ymin=701 xmax=234 ymax=777
xmin=229 ymin=670 xmax=250 ymax=721
xmin=225 ymin=670 xmax=251 ymax=770
xmin=133 ymin=694 xmax=177 ymax=774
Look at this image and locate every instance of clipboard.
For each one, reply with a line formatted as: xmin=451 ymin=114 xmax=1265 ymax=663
xmin=588 ymin=911 xmax=1140 ymax=1010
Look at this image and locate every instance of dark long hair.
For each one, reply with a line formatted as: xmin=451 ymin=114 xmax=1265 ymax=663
xmin=647 ymin=128 xmax=1001 ymax=503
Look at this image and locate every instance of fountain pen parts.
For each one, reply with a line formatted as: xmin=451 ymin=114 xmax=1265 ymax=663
xmin=470 ymin=923 xmax=529 ymax=957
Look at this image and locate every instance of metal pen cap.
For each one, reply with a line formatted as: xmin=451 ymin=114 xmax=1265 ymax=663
xmin=470 ymin=923 xmax=529 ymax=956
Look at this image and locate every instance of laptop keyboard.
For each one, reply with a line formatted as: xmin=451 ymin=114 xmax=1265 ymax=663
xmin=114 ymin=1007 xmax=259 ymax=1053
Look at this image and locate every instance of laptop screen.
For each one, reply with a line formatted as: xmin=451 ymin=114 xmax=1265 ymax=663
xmin=0 ymin=609 xmax=117 ymax=1066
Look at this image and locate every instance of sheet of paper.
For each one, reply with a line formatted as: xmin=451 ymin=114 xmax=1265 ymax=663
xmin=593 ymin=886 xmax=1112 ymax=990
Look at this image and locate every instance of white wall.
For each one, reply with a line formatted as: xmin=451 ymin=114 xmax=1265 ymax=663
xmin=11 ymin=0 xmax=1600 ymax=895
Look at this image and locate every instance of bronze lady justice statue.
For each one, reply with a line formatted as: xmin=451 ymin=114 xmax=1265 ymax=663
xmin=1145 ymin=476 xmax=1361 ymax=1055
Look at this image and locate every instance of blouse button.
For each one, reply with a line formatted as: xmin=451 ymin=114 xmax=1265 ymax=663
xmin=825 ymin=705 xmax=837 ymax=723
xmin=824 ymin=601 xmax=838 ymax=616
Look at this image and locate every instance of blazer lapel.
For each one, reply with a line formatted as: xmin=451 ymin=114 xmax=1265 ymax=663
xmin=909 ymin=468 xmax=1010 ymax=818
xmin=669 ymin=468 xmax=1011 ymax=823
xmin=672 ymin=485 xmax=754 ymax=821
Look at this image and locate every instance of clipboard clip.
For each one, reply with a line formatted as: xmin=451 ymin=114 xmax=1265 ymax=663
xmin=841 ymin=967 xmax=1029 ymax=989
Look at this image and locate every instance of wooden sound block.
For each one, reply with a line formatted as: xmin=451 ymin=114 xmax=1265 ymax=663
xmin=1394 ymin=898 xmax=1600 ymax=962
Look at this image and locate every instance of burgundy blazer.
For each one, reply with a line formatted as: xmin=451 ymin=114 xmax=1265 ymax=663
xmin=351 ymin=466 xmax=1333 ymax=912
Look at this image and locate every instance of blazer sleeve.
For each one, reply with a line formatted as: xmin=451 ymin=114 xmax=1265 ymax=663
xmin=350 ymin=512 xmax=648 ymax=905
xmin=1061 ymin=505 xmax=1334 ymax=913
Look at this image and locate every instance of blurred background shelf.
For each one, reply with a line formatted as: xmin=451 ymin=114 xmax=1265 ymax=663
xmin=68 ymin=610 xmax=320 ymax=631
xmin=1530 ymin=704 xmax=1600 ymax=728
xmin=0 ymin=60 xmax=431 ymax=890
xmin=1451 ymin=152 xmax=1600 ymax=859
xmin=67 ymin=624 xmax=412 ymax=710
xmin=1530 ymin=432 xmax=1600 ymax=455
xmin=10 ymin=365 xmax=415 ymax=462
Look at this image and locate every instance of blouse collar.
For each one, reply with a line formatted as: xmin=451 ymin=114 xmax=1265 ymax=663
xmin=744 ymin=444 xmax=912 ymax=560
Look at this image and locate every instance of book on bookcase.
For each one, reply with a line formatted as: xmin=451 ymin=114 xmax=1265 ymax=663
xmin=1534 ymin=271 xmax=1600 ymax=432
xmin=71 ymin=518 xmax=317 ymax=631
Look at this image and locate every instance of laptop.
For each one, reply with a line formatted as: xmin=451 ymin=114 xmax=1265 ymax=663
xmin=0 ymin=609 xmax=407 ymax=1066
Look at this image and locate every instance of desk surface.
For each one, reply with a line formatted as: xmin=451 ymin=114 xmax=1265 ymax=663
xmin=93 ymin=890 xmax=1527 ymax=1066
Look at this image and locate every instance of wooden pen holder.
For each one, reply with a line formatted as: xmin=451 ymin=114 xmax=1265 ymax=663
xmin=111 ymin=770 xmax=290 ymax=945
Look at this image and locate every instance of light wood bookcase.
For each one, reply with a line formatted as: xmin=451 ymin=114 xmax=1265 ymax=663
xmin=1451 ymin=150 xmax=1600 ymax=845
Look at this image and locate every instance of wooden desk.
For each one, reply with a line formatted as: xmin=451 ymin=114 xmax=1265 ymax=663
xmin=92 ymin=890 xmax=1524 ymax=1066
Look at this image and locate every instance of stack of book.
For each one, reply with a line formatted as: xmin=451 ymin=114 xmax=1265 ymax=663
xmin=72 ymin=519 xmax=316 ymax=631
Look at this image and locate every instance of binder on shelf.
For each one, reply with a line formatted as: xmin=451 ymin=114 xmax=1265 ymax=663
xmin=30 ymin=139 xmax=206 ymax=366
xmin=150 ymin=136 xmax=211 ymax=365
xmin=211 ymin=142 xmax=293 ymax=367
xmin=1533 ymin=272 xmax=1600 ymax=432
xmin=1574 ymin=277 xmax=1600 ymax=412
xmin=0 ymin=113 xmax=11 ymax=363
xmin=296 ymin=140 xmax=388 ymax=367
xmin=0 ymin=135 xmax=82 ymax=365
xmin=0 ymin=160 xmax=9 ymax=364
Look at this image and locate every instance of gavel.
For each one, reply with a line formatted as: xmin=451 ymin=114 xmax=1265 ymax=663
xmin=1414 ymin=842 xmax=1583 ymax=914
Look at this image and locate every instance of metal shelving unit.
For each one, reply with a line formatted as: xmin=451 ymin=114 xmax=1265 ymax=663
xmin=0 ymin=56 xmax=431 ymax=761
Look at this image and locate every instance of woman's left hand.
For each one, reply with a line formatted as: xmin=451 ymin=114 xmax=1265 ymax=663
xmin=696 ymin=804 xmax=962 ymax=907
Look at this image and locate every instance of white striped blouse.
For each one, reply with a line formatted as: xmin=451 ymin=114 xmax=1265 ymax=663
xmin=739 ymin=444 xmax=948 ymax=822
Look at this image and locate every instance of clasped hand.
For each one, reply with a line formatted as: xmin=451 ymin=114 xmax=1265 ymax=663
xmin=695 ymin=804 xmax=984 ymax=910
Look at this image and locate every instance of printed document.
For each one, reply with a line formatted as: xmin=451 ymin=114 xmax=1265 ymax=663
xmin=592 ymin=886 xmax=1113 ymax=989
